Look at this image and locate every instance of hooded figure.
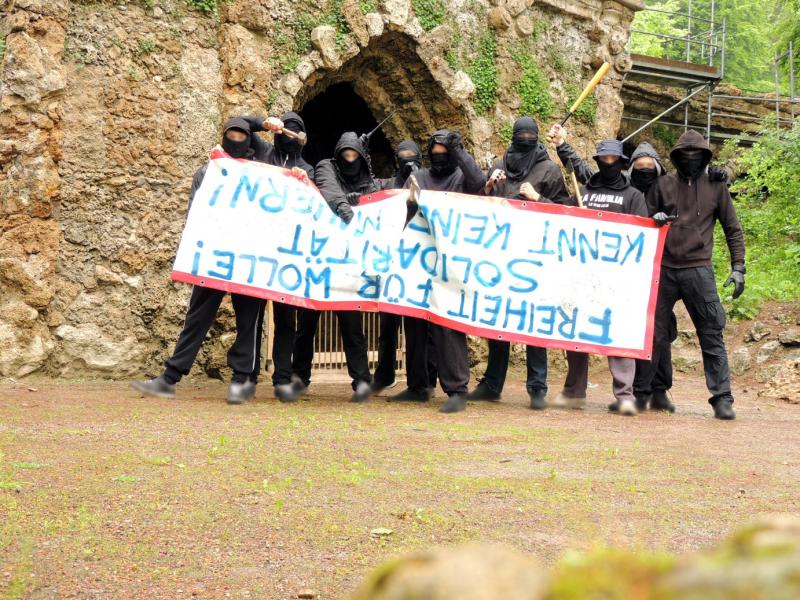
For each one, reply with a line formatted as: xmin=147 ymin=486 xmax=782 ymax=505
xmin=485 ymin=116 xmax=570 ymax=203
xmin=390 ymin=139 xmax=422 ymax=188
xmin=627 ymin=141 xmax=665 ymax=195
xmin=392 ymin=129 xmax=486 ymax=414
xmin=645 ymin=129 xmax=745 ymax=420
xmin=468 ymin=116 xmax=570 ymax=410
xmin=239 ymin=112 xmax=315 ymax=179
xmin=315 ymin=131 xmax=388 ymax=223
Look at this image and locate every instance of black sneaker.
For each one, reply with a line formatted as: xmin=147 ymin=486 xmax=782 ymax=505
xmin=608 ymin=400 xmax=620 ymax=412
xmin=440 ymin=394 xmax=467 ymax=413
xmin=528 ymin=389 xmax=547 ymax=410
xmin=370 ymin=379 xmax=395 ymax=394
xmin=713 ymin=397 xmax=736 ymax=420
xmin=131 ymin=375 xmax=176 ymax=399
xmin=389 ymin=387 xmax=432 ymax=402
xmin=465 ymin=381 xmax=501 ymax=402
xmin=274 ymin=383 xmax=299 ymax=403
xmin=634 ymin=393 xmax=651 ymax=412
xmin=227 ymin=380 xmax=256 ymax=405
xmin=290 ymin=374 xmax=308 ymax=396
xmin=650 ymin=390 xmax=675 ymax=413
xmin=351 ymin=381 xmax=372 ymax=403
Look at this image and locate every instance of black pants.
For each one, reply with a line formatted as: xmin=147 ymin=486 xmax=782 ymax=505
xmin=405 ymin=318 xmax=468 ymax=395
xmin=164 ymin=286 xmax=265 ymax=384
xmin=374 ymin=313 xmax=438 ymax=389
xmin=292 ymin=309 xmax=371 ymax=390
xmin=271 ymin=302 xmax=297 ymax=386
xmin=480 ymin=340 xmax=548 ymax=394
xmin=633 ymin=312 xmax=677 ymax=398
xmin=651 ymin=266 xmax=733 ymax=404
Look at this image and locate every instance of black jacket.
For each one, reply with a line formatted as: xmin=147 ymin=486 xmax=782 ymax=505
xmin=409 ymin=145 xmax=486 ymax=193
xmin=487 ymin=154 xmax=571 ymax=204
xmin=646 ymin=129 xmax=745 ymax=269
xmin=241 ymin=113 xmax=315 ymax=179
xmin=557 ymin=140 xmax=666 ymax=186
xmin=315 ymin=132 xmax=389 ymax=214
xmin=580 ymin=172 xmax=648 ymax=217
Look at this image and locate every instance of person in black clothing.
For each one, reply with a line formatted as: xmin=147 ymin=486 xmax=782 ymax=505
xmin=551 ymin=139 xmax=649 ymax=416
xmin=547 ymin=124 xmax=684 ymax=412
xmin=131 ymin=117 xmax=275 ymax=404
xmin=646 ymin=130 xmax=745 ymax=420
xmin=237 ymin=113 xmax=317 ymax=403
xmin=372 ymin=140 xmax=427 ymax=393
xmin=291 ymin=132 xmax=390 ymax=403
xmin=466 ymin=116 xmax=571 ymax=410
xmin=390 ymin=130 xmax=487 ymax=413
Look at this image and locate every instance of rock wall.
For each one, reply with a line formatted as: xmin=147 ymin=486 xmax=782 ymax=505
xmin=0 ymin=0 xmax=641 ymax=379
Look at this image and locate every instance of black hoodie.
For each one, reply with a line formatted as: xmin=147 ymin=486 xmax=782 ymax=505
xmin=489 ymin=146 xmax=570 ymax=204
xmin=314 ymin=132 xmax=389 ymax=214
xmin=408 ymin=129 xmax=486 ymax=193
xmin=581 ymin=170 xmax=648 ymax=217
xmin=390 ymin=140 xmax=422 ymax=188
xmin=646 ymin=129 xmax=745 ymax=269
xmin=241 ymin=112 xmax=315 ymax=179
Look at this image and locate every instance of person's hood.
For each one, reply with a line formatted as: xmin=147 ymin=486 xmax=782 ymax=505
xmin=280 ymin=111 xmax=306 ymax=132
xmin=223 ymin=117 xmax=251 ymax=136
xmin=669 ymin=129 xmax=712 ymax=170
xmin=630 ymin=141 xmax=665 ymax=175
xmin=397 ymin=139 xmax=421 ymax=160
xmin=334 ymin=131 xmax=368 ymax=159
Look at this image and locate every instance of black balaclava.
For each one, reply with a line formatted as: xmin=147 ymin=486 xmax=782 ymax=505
xmin=673 ymin=149 xmax=705 ymax=179
xmin=222 ymin=117 xmax=252 ymax=159
xmin=338 ymin=153 xmax=362 ymax=180
xmin=274 ymin=112 xmax=305 ymax=156
xmin=597 ymin=159 xmax=624 ymax=185
xmin=503 ymin=116 xmax=549 ymax=181
xmin=428 ymin=130 xmax=458 ymax=177
xmin=396 ymin=140 xmax=422 ymax=179
xmin=630 ymin=167 xmax=659 ymax=194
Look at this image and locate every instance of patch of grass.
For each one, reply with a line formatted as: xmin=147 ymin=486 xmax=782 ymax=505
xmin=143 ymin=456 xmax=171 ymax=466
xmin=652 ymin=124 xmax=678 ymax=148
xmin=133 ymin=37 xmax=157 ymax=56
xmin=0 ymin=35 xmax=6 ymax=62
xmin=466 ymin=32 xmax=498 ymax=114
xmin=548 ymin=46 xmax=572 ymax=74
xmin=112 ymin=475 xmax=141 ymax=483
xmin=566 ymin=83 xmax=596 ymax=125
xmin=184 ymin=0 xmax=230 ymax=15
xmin=412 ymin=0 xmax=447 ymax=32
xmin=359 ymin=0 xmax=376 ymax=13
xmin=510 ymin=45 xmax=553 ymax=120
xmin=499 ymin=122 xmax=513 ymax=144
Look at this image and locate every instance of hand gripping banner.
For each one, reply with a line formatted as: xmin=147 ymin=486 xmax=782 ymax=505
xmin=172 ymin=149 xmax=668 ymax=359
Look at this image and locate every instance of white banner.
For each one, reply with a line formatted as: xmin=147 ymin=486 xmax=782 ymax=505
xmin=172 ymin=149 xmax=668 ymax=359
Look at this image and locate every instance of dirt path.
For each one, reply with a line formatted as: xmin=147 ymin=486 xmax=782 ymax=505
xmin=1 ymin=373 xmax=799 ymax=599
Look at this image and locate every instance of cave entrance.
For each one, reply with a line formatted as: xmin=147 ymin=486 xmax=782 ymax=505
xmin=299 ymin=82 xmax=396 ymax=178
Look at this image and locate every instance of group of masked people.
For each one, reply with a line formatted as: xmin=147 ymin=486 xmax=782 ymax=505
xmin=132 ymin=111 xmax=746 ymax=421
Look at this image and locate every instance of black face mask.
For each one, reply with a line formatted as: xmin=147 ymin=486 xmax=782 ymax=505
xmin=398 ymin=156 xmax=420 ymax=177
xmin=223 ymin=135 xmax=250 ymax=159
xmin=674 ymin=152 xmax=705 ymax=178
xmin=512 ymin=138 xmax=537 ymax=153
xmin=338 ymin=157 xmax=361 ymax=178
xmin=276 ymin=133 xmax=302 ymax=154
xmin=430 ymin=152 xmax=452 ymax=176
xmin=630 ymin=167 xmax=659 ymax=193
xmin=598 ymin=160 xmax=623 ymax=183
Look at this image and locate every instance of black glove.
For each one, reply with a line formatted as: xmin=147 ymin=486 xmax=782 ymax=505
xmin=345 ymin=191 xmax=361 ymax=205
xmin=708 ymin=166 xmax=730 ymax=185
xmin=724 ymin=265 xmax=746 ymax=300
xmin=652 ymin=212 xmax=676 ymax=227
xmin=336 ymin=201 xmax=354 ymax=224
xmin=445 ymin=131 xmax=463 ymax=150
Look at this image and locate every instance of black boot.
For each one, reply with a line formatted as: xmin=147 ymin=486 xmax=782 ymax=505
xmin=291 ymin=374 xmax=308 ymax=396
xmin=440 ymin=394 xmax=467 ymax=413
xmin=528 ymin=389 xmax=547 ymax=410
xmin=465 ymin=381 xmax=501 ymax=402
xmin=131 ymin=375 xmax=176 ymax=399
xmin=650 ymin=390 xmax=675 ymax=413
xmin=351 ymin=381 xmax=372 ymax=403
xmin=274 ymin=383 xmax=299 ymax=403
xmin=712 ymin=397 xmax=736 ymax=420
xmin=634 ymin=393 xmax=651 ymax=412
xmin=389 ymin=387 xmax=431 ymax=402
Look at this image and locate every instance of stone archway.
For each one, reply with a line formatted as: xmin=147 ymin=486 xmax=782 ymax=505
xmin=269 ymin=29 xmax=478 ymax=172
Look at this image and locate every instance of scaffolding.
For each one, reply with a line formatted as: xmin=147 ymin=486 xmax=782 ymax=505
xmin=623 ymin=1 xmax=797 ymax=143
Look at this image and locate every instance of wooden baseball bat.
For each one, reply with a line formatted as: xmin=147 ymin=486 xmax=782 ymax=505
xmin=560 ymin=62 xmax=612 ymax=126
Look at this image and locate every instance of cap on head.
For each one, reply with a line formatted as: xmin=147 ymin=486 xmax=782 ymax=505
xmin=593 ymin=139 xmax=628 ymax=162
xmin=223 ymin=117 xmax=251 ymax=136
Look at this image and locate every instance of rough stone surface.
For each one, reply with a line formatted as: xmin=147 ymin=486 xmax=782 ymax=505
xmin=746 ymin=320 xmax=772 ymax=343
xmin=778 ymin=327 xmax=800 ymax=347
xmin=1 ymin=0 xmax=640 ymax=379
xmin=757 ymin=341 xmax=782 ymax=364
